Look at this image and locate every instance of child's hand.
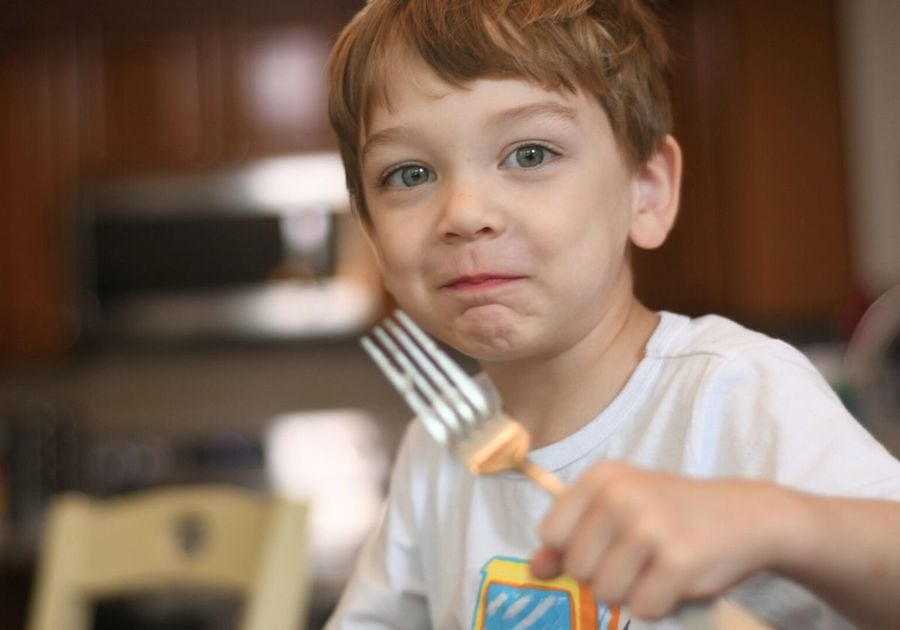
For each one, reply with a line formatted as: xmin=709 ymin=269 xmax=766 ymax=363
xmin=531 ymin=462 xmax=792 ymax=620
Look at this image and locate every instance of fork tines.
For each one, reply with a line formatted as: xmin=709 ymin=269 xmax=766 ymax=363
xmin=360 ymin=310 xmax=491 ymax=446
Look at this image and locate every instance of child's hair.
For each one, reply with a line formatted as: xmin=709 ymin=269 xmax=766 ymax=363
xmin=328 ymin=0 xmax=672 ymax=222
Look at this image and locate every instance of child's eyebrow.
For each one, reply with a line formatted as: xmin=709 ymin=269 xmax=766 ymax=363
xmin=361 ymin=101 xmax=579 ymax=165
xmin=484 ymin=101 xmax=579 ymax=129
xmin=361 ymin=125 xmax=414 ymax=164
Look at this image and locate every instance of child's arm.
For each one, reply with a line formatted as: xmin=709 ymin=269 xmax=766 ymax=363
xmin=532 ymin=462 xmax=900 ymax=628
xmin=774 ymin=491 xmax=900 ymax=630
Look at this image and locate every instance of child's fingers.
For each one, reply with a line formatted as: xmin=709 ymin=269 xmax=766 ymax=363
xmin=538 ymin=461 xmax=630 ymax=550
xmin=589 ymin=524 xmax=655 ymax=605
xmin=561 ymin=497 xmax=620 ymax=581
xmin=625 ymin=554 xmax=691 ymax=620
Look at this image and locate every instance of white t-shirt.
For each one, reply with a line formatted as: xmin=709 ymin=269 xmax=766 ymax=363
xmin=325 ymin=312 xmax=900 ymax=629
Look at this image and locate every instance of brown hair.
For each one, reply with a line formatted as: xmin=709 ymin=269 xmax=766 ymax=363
xmin=328 ymin=0 xmax=672 ymax=222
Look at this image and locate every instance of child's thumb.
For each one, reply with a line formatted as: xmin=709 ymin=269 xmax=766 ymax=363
xmin=529 ymin=546 xmax=564 ymax=580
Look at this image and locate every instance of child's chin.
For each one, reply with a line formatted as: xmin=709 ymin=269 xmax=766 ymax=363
xmin=464 ymin=346 xmax=533 ymax=364
xmin=450 ymin=318 xmax=532 ymax=361
xmin=408 ymin=303 xmax=536 ymax=360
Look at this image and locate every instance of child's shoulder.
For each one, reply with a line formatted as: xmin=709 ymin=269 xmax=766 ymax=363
xmin=651 ymin=311 xmax=812 ymax=370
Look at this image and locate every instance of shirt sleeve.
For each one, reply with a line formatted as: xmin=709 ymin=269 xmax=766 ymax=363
xmin=324 ymin=423 xmax=432 ymax=629
xmin=690 ymin=339 xmax=900 ymax=499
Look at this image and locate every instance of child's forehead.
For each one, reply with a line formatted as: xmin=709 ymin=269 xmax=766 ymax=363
xmin=362 ymin=51 xmax=589 ymax=140
xmin=380 ymin=55 xmax=456 ymax=108
xmin=364 ymin=48 xmax=460 ymax=118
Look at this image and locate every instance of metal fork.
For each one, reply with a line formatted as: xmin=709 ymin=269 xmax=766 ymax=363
xmin=361 ymin=309 xmax=771 ymax=630
xmin=361 ymin=309 xmax=564 ymax=494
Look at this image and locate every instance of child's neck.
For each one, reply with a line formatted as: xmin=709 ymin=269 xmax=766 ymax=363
xmin=483 ymin=299 xmax=659 ymax=449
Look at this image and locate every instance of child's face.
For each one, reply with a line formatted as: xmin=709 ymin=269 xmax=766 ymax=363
xmin=360 ymin=69 xmax=646 ymax=361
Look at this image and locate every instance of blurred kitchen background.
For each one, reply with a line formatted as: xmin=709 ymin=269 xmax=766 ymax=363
xmin=0 ymin=0 xmax=898 ymax=628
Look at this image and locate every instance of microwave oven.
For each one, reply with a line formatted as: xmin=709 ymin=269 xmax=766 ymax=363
xmin=75 ymin=153 xmax=377 ymax=345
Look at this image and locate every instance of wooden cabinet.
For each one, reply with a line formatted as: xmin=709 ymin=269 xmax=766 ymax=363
xmin=634 ymin=0 xmax=852 ymax=333
xmin=226 ymin=24 xmax=336 ymax=158
xmin=93 ymin=29 xmax=218 ymax=170
xmin=0 ymin=35 xmax=82 ymax=359
xmin=89 ymin=22 xmax=336 ymax=171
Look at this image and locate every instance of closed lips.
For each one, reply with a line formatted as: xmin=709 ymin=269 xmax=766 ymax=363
xmin=443 ymin=274 xmax=525 ymax=289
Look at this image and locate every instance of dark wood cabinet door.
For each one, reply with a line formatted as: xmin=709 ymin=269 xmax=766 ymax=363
xmin=0 ymin=37 xmax=82 ymax=359
xmin=96 ymin=28 xmax=223 ymax=171
xmin=222 ymin=24 xmax=336 ymax=160
xmin=634 ymin=0 xmax=852 ymax=334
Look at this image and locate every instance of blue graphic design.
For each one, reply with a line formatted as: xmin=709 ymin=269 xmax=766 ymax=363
xmin=483 ymin=583 xmax=573 ymax=630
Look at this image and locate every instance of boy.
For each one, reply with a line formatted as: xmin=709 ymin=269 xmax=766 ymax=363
xmin=324 ymin=1 xmax=900 ymax=628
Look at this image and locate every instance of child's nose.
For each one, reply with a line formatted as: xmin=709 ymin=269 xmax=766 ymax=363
xmin=438 ymin=181 xmax=507 ymax=242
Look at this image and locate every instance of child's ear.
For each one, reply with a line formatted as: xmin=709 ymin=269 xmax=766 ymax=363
xmin=628 ymin=135 xmax=682 ymax=250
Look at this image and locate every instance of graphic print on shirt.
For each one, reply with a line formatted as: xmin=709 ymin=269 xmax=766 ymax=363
xmin=471 ymin=556 xmax=624 ymax=630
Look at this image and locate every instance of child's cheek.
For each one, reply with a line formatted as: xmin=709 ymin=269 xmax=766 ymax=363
xmin=378 ymin=249 xmax=419 ymax=293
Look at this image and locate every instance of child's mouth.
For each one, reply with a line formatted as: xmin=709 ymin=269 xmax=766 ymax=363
xmin=444 ymin=274 xmax=525 ymax=292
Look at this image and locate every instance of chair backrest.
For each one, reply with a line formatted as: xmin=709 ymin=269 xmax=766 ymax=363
xmin=27 ymin=484 xmax=310 ymax=630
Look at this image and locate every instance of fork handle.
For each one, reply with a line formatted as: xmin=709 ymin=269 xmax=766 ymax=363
xmin=517 ymin=458 xmax=565 ymax=495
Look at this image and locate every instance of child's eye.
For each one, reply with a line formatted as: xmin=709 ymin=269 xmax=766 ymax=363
xmin=382 ymin=164 xmax=435 ymax=188
xmin=502 ymin=143 xmax=558 ymax=169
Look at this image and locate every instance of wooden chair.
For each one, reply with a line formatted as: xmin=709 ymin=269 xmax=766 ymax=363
xmin=27 ymin=484 xmax=310 ymax=630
